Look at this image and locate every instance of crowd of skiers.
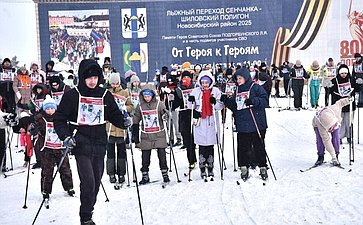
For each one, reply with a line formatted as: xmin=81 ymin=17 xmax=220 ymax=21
xmin=0 ymin=53 xmax=363 ymax=225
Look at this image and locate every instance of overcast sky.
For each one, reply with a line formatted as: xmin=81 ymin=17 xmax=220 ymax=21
xmin=0 ymin=0 xmax=38 ymax=68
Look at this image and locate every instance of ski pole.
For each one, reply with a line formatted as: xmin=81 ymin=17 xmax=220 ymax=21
xmin=166 ymin=94 xmax=181 ymax=182
xmin=32 ymin=129 xmax=77 ymax=225
xmin=126 ymin=151 xmax=130 ymax=187
xmin=6 ymin=127 xmax=14 ymax=170
xmin=248 ymin=108 xmax=277 ymax=181
xmin=221 ymin=107 xmax=227 ymax=170
xmin=126 ymin=124 xmax=144 ymax=225
xmin=188 ymin=102 xmax=195 ymax=182
xmin=231 ymin=114 xmax=237 ymax=172
xmin=100 ymin=181 xmax=109 ymax=202
xmin=349 ymin=97 xmax=354 ymax=165
xmin=212 ymin=104 xmax=224 ymax=180
xmin=22 ymin=154 xmax=31 ymax=209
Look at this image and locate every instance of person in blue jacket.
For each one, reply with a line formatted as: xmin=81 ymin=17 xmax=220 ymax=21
xmin=220 ymin=68 xmax=269 ymax=181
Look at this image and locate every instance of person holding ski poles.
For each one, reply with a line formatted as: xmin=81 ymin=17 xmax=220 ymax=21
xmin=220 ymin=68 xmax=269 ymax=181
xmin=187 ymin=71 xmax=224 ymax=180
xmin=54 ymin=59 xmax=132 ymax=225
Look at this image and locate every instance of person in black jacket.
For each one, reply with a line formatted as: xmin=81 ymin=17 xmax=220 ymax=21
xmin=54 ymin=59 xmax=132 ymax=225
xmin=330 ymin=64 xmax=357 ymax=144
xmin=290 ymin=60 xmax=310 ymax=109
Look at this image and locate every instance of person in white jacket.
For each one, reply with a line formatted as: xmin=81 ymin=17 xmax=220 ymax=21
xmin=187 ymin=71 xmax=224 ymax=179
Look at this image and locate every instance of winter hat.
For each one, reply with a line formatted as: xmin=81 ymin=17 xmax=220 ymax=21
xmin=130 ymin=75 xmax=140 ymax=83
xmin=104 ymin=57 xmax=111 ymax=64
xmin=142 ymin=89 xmax=154 ymax=97
xmin=200 ymin=75 xmax=212 ymax=84
xmin=78 ymin=59 xmax=103 ymax=80
xmin=109 ymin=72 xmax=120 ymax=84
xmin=124 ymin=70 xmax=134 ymax=79
xmin=2 ymin=58 xmax=11 ymax=65
xmin=234 ymin=68 xmax=250 ymax=80
xmin=182 ymin=61 xmax=191 ymax=70
xmin=225 ymin=68 xmax=233 ymax=76
xmin=354 ymin=53 xmax=361 ymax=58
xmin=339 ymin=67 xmax=349 ymax=74
xmin=296 ymin=60 xmax=302 ymax=66
xmin=161 ymin=66 xmax=169 ymax=75
xmin=42 ymin=95 xmax=57 ymax=111
xmin=312 ymin=60 xmax=319 ymax=69
xmin=49 ymin=75 xmax=61 ymax=86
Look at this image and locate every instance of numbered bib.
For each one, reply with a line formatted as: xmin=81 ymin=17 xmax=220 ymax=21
xmin=225 ymin=83 xmax=236 ymax=95
xmin=338 ymin=82 xmax=352 ymax=97
xmin=43 ymin=121 xmax=63 ymax=150
xmin=112 ymin=93 xmax=127 ymax=111
xmin=236 ymin=91 xmax=249 ymax=110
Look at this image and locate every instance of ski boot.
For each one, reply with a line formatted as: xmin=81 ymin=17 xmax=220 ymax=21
xmin=67 ymin=189 xmax=75 ymax=197
xmin=81 ymin=219 xmax=96 ymax=225
xmin=109 ymin=175 xmax=117 ymax=184
xmin=240 ymin=166 xmax=249 ymax=181
xmin=200 ymin=167 xmax=207 ymax=181
xmin=42 ymin=192 xmax=50 ymax=200
xmin=259 ymin=167 xmax=268 ymax=180
xmin=332 ymin=158 xmax=341 ymax=166
xmin=162 ymin=170 xmax=170 ymax=183
xmin=118 ymin=175 xmax=125 ymax=184
xmin=139 ymin=172 xmax=150 ymax=185
xmin=207 ymin=167 xmax=214 ymax=181
xmin=314 ymin=155 xmax=324 ymax=166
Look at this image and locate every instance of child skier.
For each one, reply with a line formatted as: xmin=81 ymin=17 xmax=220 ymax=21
xmin=128 ymin=75 xmax=142 ymax=147
xmin=187 ymin=71 xmax=224 ymax=179
xmin=221 ymin=68 xmax=269 ymax=181
xmin=106 ymin=72 xmax=133 ymax=184
xmin=132 ymin=84 xmax=170 ymax=184
xmin=312 ymin=97 xmax=351 ymax=166
xmin=34 ymin=95 xmax=75 ymax=199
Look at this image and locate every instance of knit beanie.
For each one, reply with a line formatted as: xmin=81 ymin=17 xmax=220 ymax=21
xmin=42 ymin=95 xmax=57 ymax=111
xmin=130 ymin=75 xmax=140 ymax=83
xmin=109 ymin=72 xmax=121 ymax=84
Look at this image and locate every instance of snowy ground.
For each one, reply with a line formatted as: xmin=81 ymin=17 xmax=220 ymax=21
xmin=1 ymin=89 xmax=363 ymax=225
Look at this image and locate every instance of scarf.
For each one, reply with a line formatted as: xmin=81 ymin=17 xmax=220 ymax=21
xmin=201 ymin=89 xmax=213 ymax=119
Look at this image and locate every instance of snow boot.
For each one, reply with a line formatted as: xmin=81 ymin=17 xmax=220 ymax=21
xmin=81 ymin=219 xmax=96 ymax=225
xmin=259 ymin=167 xmax=268 ymax=180
xmin=117 ymin=158 xmax=127 ymax=178
xmin=207 ymin=167 xmax=214 ymax=177
xmin=315 ymin=155 xmax=324 ymax=166
xmin=67 ymin=189 xmax=75 ymax=197
xmin=314 ymin=155 xmax=324 ymax=166
xmin=332 ymin=158 xmax=341 ymax=166
xmin=42 ymin=192 xmax=49 ymax=199
xmin=139 ymin=172 xmax=150 ymax=185
xmin=172 ymin=138 xmax=182 ymax=147
xmin=32 ymin=161 xmax=41 ymax=169
xmin=118 ymin=175 xmax=125 ymax=184
xmin=240 ymin=166 xmax=249 ymax=181
xmin=109 ymin=175 xmax=117 ymax=183
xmin=161 ymin=169 xmax=170 ymax=183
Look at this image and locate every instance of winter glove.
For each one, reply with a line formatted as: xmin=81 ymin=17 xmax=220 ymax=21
xmin=244 ymin=98 xmax=254 ymax=107
xmin=193 ymin=110 xmax=201 ymax=119
xmin=327 ymin=80 xmax=334 ymax=88
xmin=27 ymin=123 xmax=38 ymax=136
xmin=161 ymin=87 xmax=171 ymax=94
xmin=210 ymin=96 xmax=216 ymax=105
xmin=123 ymin=116 xmax=133 ymax=128
xmin=356 ymin=78 xmax=363 ymax=85
xmin=188 ymin=95 xmax=195 ymax=102
xmin=220 ymin=94 xmax=228 ymax=103
xmin=63 ymin=136 xmax=76 ymax=149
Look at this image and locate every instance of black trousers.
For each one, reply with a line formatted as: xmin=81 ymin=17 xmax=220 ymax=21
xmin=75 ymin=148 xmax=105 ymax=222
xmin=141 ymin=148 xmax=168 ymax=172
xmin=0 ymin=129 xmax=6 ymax=169
xmin=237 ymin=130 xmax=267 ymax=168
xmin=181 ymin=130 xmax=196 ymax=165
xmin=292 ymin=85 xmax=304 ymax=108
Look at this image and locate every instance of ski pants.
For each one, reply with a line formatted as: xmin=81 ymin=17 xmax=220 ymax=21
xmin=181 ymin=130 xmax=196 ymax=165
xmin=324 ymin=87 xmax=331 ymax=106
xmin=274 ymin=79 xmax=280 ymax=96
xmin=283 ymin=77 xmax=291 ymax=96
xmin=340 ymin=111 xmax=354 ymax=139
xmin=292 ymin=84 xmax=304 ymax=108
xmin=199 ymin=145 xmax=214 ymax=169
xmin=41 ymin=149 xmax=73 ymax=194
xmin=106 ymin=136 xmax=127 ymax=176
xmin=237 ymin=130 xmax=267 ymax=168
xmin=75 ymin=149 xmax=105 ymax=222
xmin=140 ymin=148 xmax=168 ymax=172
xmin=309 ymin=82 xmax=320 ymax=107
xmin=314 ymin=127 xmax=340 ymax=158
